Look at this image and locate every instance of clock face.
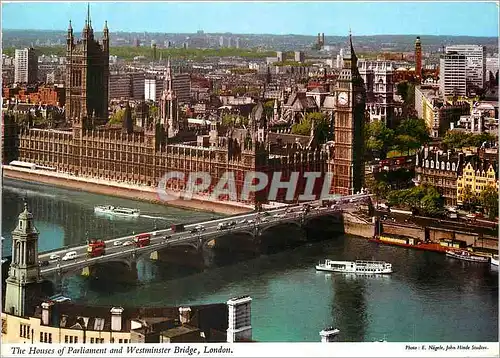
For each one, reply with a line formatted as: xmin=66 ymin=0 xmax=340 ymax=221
xmin=338 ymin=92 xmax=348 ymax=106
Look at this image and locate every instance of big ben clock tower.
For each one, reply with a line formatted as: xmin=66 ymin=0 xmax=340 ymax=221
xmin=330 ymin=32 xmax=366 ymax=195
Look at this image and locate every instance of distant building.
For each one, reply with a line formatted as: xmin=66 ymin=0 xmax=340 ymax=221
xmin=414 ymin=37 xmax=422 ymax=82
xmin=485 ymin=57 xmax=499 ymax=83
xmin=294 ymin=51 xmax=305 ymax=63
xmin=276 ymin=51 xmax=283 ymax=62
xmin=415 ymin=85 xmax=469 ymax=138
xmin=439 ymin=52 xmax=467 ymax=98
xmin=109 ymin=72 xmax=145 ymax=100
xmin=445 ymin=45 xmax=486 ymax=89
xmin=14 ymin=48 xmax=38 ymax=84
xmin=144 ymin=77 xmax=160 ymax=102
xmin=172 ymin=73 xmax=191 ymax=104
xmin=358 ymin=59 xmax=401 ymax=127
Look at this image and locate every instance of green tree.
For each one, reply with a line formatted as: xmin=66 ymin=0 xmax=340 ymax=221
xmin=395 ymin=118 xmax=430 ymax=154
xmin=291 ymin=112 xmax=330 ymax=143
xmin=365 ymin=120 xmax=394 ymax=159
xmin=479 ymin=185 xmax=498 ymax=219
xmin=222 ymin=114 xmax=248 ymax=127
xmin=109 ymin=109 xmax=125 ymax=125
xmin=460 ymin=185 xmax=479 ymax=210
xmin=442 ymin=130 xmax=472 ymax=150
xmin=387 ymin=184 xmax=444 ymax=217
xmin=396 ymin=81 xmax=409 ymax=100
xmin=469 ymin=132 xmax=496 ymax=147
xmin=263 ymin=100 xmax=275 ymax=119
xmin=366 ymin=176 xmax=390 ymax=202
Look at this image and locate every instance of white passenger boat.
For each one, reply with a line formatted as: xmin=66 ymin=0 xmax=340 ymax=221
xmin=491 ymin=255 xmax=499 ymax=267
xmin=94 ymin=205 xmax=140 ymax=217
xmin=445 ymin=250 xmax=489 ymax=263
xmin=316 ymin=259 xmax=392 ymax=274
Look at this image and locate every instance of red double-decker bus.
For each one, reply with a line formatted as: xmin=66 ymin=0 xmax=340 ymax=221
xmin=134 ymin=233 xmax=151 ymax=247
xmin=87 ymin=239 xmax=106 ymax=258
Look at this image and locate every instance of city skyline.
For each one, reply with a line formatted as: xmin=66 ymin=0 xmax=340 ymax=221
xmin=2 ymin=1 xmax=498 ymax=37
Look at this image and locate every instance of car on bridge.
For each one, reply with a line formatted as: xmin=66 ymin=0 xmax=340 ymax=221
xmin=38 ymin=260 xmax=49 ymax=267
xmin=49 ymin=253 xmax=60 ymax=260
xmin=62 ymin=251 xmax=77 ymax=261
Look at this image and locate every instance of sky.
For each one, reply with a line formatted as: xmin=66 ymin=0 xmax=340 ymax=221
xmin=2 ymin=1 xmax=499 ymax=37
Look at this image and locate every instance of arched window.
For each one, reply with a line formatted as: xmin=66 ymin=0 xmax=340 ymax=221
xmin=441 ymin=162 xmax=445 ymax=170
xmin=452 ymin=163 xmax=456 ymax=171
xmin=447 ymin=162 xmax=450 ymax=170
xmin=19 ymin=220 xmax=23 ymax=230
xmin=425 ymin=160 xmax=429 ymax=168
xmin=430 ymin=160 xmax=434 ymax=169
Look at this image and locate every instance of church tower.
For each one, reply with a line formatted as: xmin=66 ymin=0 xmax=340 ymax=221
xmin=4 ymin=203 xmax=42 ymax=317
xmin=65 ymin=4 xmax=109 ymax=126
xmin=160 ymin=58 xmax=179 ymax=138
xmin=330 ymin=32 xmax=366 ymax=195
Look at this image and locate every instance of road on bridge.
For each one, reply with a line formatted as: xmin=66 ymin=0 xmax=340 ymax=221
xmin=29 ymin=194 xmax=371 ymax=276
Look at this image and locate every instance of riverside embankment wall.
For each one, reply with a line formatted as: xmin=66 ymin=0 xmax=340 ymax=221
xmin=3 ymin=167 xmax=252 ymax=215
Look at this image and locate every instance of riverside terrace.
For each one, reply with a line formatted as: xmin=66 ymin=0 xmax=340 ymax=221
xmin=18 ymin=193 xmax=370 ymax=284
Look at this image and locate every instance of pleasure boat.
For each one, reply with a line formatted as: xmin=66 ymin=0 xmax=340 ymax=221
xmin=491 ymin=255 xmax=499 ymax=267
xmin=316 ymin=259 xmax=392 ymax=274
xmin=445 ymin=250 xmax=489 ymax=263
xmin=94 ymin=205 xmax=140 ymax=217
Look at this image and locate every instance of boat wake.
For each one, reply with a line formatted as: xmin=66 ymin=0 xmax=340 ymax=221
xmin=3 ymin=186 xmax=57 ymax=199
xmin=140 ymin=215 xmax=170 ymax=220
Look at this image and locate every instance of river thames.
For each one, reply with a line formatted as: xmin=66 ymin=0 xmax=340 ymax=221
xmin=2 ymin=178 xmax=498 ymax=342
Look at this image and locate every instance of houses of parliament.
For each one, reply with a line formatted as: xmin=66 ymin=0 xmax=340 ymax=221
xmin=4 ymin=13 xmax=367 ymax=205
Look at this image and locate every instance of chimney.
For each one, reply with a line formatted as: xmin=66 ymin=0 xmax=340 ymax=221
xmin=41 ymin=302 xmax=53 ymax=326
xmin=110 ymin=307 xmax=124 ymax=331
xmin=319 ymin=327 xmax=340 ymax=342
xmin=178 ymin=307 xmax=192 ymax=325
xmin=226 ymin=296 xmax=252 ymax=343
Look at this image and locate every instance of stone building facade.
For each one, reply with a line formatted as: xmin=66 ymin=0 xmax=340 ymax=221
xmin=9 ymin=24 xmax=366 ymax=205
xmin=65 ymin=9 xmax=109 ymax=123
xmin=414 ymin=147 xmax=465 ymax=206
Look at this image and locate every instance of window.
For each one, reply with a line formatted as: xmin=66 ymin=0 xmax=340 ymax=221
xmin=69 ymin=336 xmax=73 ymax=344
xmin=40 ymin=332 xmax=43 ymax=342
xmin=49 ymin=333 xmax=52 ymax=343
xmin=118 ymin=339 xmax=122 ymax=343
xmin=65 ymin=335 xmax=68 ymax=343
xmin=90 ymin=338 xmax=94 ymax=343
xmin=452 ymin=163 xmax=456 ymax=171
xmin=110 ymin=338 xmax=114 ymax=343
xmin=74 ymin=337 xmax=78 ymax=343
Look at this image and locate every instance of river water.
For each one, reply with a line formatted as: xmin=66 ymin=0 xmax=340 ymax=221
xmin=2 ymin=178 xmax=498 ymax=342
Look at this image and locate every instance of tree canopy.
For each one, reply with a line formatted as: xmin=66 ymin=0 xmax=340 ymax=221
xmin=395 ymin=118 xmax=430 ymax=154
xmin=365 ymin=120 xmax=394 ymax=159
xmin=480 ymin=185 xmax=499 ymax=219
xmin=291 ymin=112 xmax=330 ymax=143
xmin=442 ymin=130 xmax=497 ymax=150
xmin=387 ymin=184 xmax=444 ymax=217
